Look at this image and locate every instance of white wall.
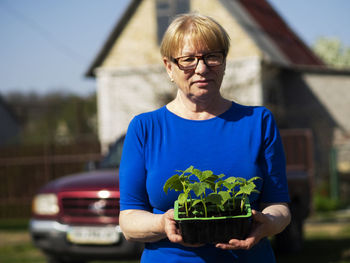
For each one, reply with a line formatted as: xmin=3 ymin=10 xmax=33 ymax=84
xmin=303 ymin=73 xmax=350 ymax=132
xmin=303 ymin=72 xmax=350 ymax=173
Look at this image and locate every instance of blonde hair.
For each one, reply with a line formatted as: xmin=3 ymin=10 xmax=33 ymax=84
xmin=160 ymin=13 xmax=230 ymax=59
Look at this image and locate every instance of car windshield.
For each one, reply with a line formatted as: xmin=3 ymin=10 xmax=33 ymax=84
xmin=99 ymin=135 xmax=125 ymax=169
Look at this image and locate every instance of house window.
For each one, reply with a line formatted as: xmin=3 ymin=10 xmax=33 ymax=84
xmin=156 ymin=0 xmax=190 ymax=44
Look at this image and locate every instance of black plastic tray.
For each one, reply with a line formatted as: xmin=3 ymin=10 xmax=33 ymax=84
xmin=174 ymin=200 xmax=252 ymax=244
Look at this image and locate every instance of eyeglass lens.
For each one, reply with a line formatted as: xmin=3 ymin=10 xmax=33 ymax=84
xmin=176 ymin=52 xmax=224 ymax=70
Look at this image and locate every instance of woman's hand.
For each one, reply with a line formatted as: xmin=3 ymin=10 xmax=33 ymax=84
xmin=216 ymin=203 xmax=291 ymax=250
xmin=163 ymin=209 xmax=205 ymax=247
xmin=215 ymin=209 xmax=270 ymax=250
xmin=163 ymin=209 xmax=182 ymax=243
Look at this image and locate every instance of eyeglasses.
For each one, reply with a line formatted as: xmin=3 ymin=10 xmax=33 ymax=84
xmin=171 ymin=51 xmax=225 ymax=70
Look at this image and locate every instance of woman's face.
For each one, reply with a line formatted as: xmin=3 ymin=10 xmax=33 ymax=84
xmin=164 ymin=36 xmax=226 ymax=103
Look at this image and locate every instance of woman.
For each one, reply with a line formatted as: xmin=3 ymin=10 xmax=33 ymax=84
xmin=119 ymin=13 xmax=291 ymax=262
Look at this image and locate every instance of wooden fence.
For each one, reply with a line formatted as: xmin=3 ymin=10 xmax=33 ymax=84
xmin=0 ymin=143 xmax=101 ymax=218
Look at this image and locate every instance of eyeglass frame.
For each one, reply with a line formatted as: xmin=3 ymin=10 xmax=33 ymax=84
xmin=170 ymin=51 xmax=226 ymax=71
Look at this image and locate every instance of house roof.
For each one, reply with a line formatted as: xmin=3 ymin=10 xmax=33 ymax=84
xmin=237 ymin=0 xmax=324 ymax=66
xmin=85 ymin=0 xmax=142 ymax=77
xmin=86 ymin=0 xmax=324 ymax=77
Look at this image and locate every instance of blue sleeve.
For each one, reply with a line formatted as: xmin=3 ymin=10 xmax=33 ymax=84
xmin=119 ymin=117 xmax=151 ymax=211
xmin=260 ymin=109 xmax=290 ymax=204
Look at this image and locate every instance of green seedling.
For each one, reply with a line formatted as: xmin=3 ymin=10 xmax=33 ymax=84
xmin=163 ymin=165 xmax=194 ymax=216
xmin=163 ymin=165 xmax=261 ymax=217
xmin=234 ymin=177 xmax=261 ymax=211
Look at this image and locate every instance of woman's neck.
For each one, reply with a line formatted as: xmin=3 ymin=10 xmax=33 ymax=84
xmin=167 ymin=91 xmax=232 ymax=120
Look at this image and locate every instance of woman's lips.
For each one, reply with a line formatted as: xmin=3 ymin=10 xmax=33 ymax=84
xmin=192 ymin=79 xmax=212 ymax=87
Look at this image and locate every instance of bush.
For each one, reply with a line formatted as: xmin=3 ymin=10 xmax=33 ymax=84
xmin=314 ymin=194 xmax=341 ymax=212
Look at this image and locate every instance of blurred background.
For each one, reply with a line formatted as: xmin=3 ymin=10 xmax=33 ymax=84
xmin=0 ymin=0 xmax=349 ymax=262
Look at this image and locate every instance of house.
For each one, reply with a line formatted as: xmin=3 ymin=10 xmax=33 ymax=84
xmin=86 ymin=0 xmax=350 ymax=184
xmin=0 ymin=95 xmax=20 ymax=146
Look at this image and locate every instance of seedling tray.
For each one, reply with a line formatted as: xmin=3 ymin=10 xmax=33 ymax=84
xmin=174 ymin=200 xmax=252 ymax=244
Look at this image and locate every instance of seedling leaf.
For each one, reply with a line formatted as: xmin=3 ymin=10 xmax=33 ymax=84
xmin=218 ymin=191 xmax=231 ymax=205
xmin=178 ymin=193 xmax=188 ymax=205
xmin=192 ymin=182 xmax=208 ymax=197
xmin=206 ymin=193 xmax=222 ymax=205
xmin=163 ymin=174 xmax=183 ymax=194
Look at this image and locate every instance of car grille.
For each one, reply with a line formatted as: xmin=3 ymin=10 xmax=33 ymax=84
xmin=61 ymin=197 xmax=119 ymax=218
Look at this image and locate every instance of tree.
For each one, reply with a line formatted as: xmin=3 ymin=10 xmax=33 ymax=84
xmin=312 ymin=37 xmax=350 ymax=69
xmin=3 ymin=91 xmax=98 ymax=145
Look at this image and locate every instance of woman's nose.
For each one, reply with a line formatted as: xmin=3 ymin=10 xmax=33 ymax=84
xmin=195 ymin=59 xmax=209 ymax=73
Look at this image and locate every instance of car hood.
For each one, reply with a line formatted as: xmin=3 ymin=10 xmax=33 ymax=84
xmin=39 ymin=169 xmax=119 ymax=193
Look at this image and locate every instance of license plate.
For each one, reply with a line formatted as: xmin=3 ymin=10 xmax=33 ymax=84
xmin=67 ymin=226 xmax=120 ymax=245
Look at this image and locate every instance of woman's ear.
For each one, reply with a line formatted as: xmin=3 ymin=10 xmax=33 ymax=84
xmin=163 ymin=57 xmax=174 ymax=81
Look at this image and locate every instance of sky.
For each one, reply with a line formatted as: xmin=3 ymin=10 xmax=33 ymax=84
xmin=0 ymin=0 xmax=349 ymax=96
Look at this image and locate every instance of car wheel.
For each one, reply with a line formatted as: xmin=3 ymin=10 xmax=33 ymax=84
xmin=46 ymin=255 xmax=86 ymax=263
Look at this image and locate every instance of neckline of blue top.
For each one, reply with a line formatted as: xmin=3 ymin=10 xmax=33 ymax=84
xmin=164 ymin=101 xmax=235 ymax=123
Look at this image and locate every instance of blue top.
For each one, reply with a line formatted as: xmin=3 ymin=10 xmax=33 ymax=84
xmin=119 ymin=102 xmax=290 ymax=263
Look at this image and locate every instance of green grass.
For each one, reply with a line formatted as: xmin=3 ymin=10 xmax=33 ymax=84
xmin=0 ymin=218 xmax=30 ymax=231
xmin=0 ymin=231 xmax=46 ymax=263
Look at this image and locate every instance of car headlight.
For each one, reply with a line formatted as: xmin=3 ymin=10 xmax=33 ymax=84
xmin=32 ymin=193 xmax=59 ymax=215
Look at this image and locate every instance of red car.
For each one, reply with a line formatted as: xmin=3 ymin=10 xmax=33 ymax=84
xmin=29 ymin=137 xmax=143 ymax=263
